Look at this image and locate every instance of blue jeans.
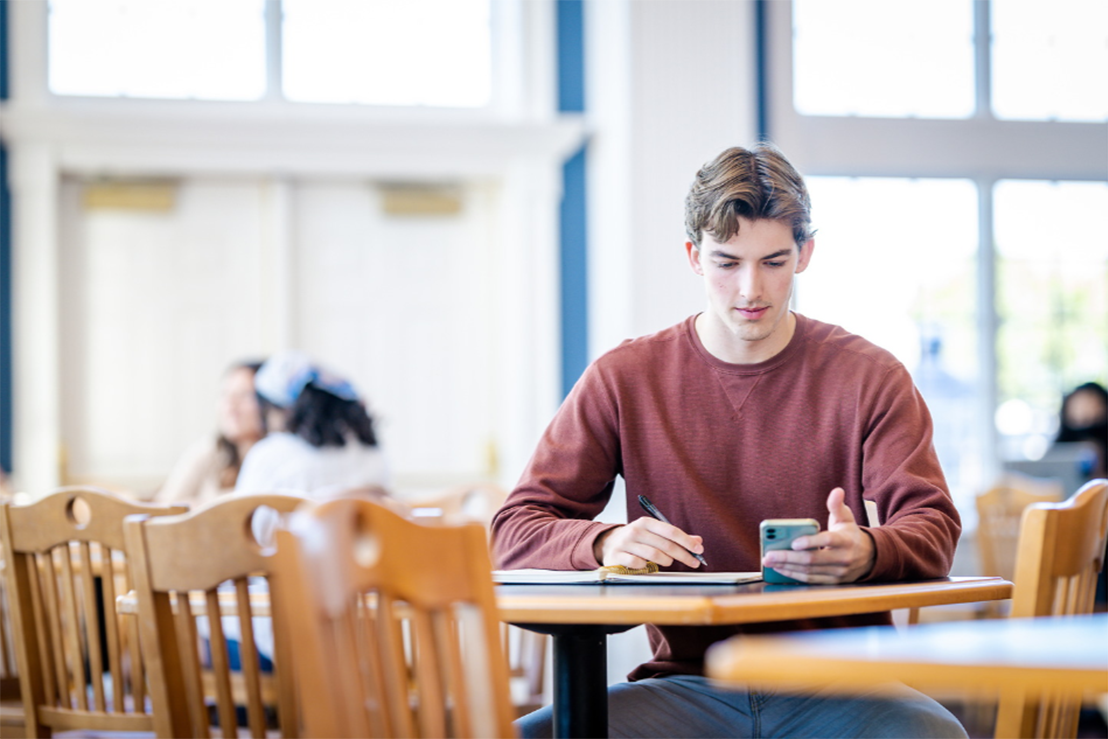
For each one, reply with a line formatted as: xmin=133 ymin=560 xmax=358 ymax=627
xmin=516 ymin=674 xmax=967 ymax=739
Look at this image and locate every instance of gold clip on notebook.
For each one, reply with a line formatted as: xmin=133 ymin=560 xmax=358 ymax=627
xmin=492 ymin=563 xmax=761 ymax=585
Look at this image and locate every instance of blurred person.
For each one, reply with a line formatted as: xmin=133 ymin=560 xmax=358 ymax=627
xmin=1055 ymin=381 xmax=1107 ymax=478
xmin=1054 ymin=381 xmax=1108 ymax=610
xmin=155 ymin=360 xmax=265 ymax=505
xmin=235 ymin=351 xmax=388 ymax=497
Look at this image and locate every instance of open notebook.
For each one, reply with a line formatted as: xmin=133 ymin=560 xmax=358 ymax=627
xmin=493 ymin=565 xmax=762 ymax=585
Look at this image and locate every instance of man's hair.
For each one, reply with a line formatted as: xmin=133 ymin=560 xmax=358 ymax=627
xmin=684 ymin=142 xmax=813 ymax=249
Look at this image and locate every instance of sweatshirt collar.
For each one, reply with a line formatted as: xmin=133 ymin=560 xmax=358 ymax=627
xmin=685 ymin=312 xmax=808 ymax=375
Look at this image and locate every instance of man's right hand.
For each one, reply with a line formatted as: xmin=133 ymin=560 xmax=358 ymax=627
xmin=593 ymin=517 xmax=704 ymax=569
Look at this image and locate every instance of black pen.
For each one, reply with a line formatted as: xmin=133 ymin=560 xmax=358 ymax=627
xmin=637 ymin=495 xmax=708 ymax=567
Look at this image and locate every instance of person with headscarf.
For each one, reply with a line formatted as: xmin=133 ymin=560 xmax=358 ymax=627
xmin=235 ymin=350 xmax=389 ymax=497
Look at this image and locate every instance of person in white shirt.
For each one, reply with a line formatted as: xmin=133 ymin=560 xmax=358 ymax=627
xmin=235 ymin=351 xmax=389 ymax=497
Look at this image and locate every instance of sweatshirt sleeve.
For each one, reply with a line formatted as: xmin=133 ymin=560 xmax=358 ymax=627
xmin=859 ymin=364 xmax=962 ymax=581
xmin=490 ymin=360 xmax=625 ymax=570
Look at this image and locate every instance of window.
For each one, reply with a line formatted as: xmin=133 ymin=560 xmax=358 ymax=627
xmin=771 ymin=0 xmax=1107 ymax=518
xmin=992 ymin=0 xmax=1108 ymax=121
xmin=793 ymin=0 xmax=975 ymax=118
xmin=282 ymin=0 xmax=491 ymax=107
xmin=47 ymin=0 xmax=494 ymax=108
xmin=48 ymin=0 xmax=267 ymax=100
xmin=994 ymin=180 xmax=1108 ymax=458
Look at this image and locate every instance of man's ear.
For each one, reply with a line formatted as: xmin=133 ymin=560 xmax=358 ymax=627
xmin=795 ymin=238 xmax=815 ymax=274
xmin=685 ymin=241 xmax=705 ymax=276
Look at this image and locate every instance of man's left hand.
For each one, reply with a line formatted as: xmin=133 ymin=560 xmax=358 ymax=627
xmin=760 ymin=487 xmax=876 ymax=584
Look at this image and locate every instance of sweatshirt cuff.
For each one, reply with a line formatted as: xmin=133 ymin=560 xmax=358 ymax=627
xmin=570 ymin=522 xmax=623 ymax=570
xmin=859 ymin=526 xmax=898 ymax=582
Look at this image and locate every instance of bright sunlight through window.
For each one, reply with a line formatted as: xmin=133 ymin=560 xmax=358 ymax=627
xmin=792 ymin=0 xmax=975 ymax=118
xmin=994 ymin=180 xmax=1108 ymax=431
xmin=281 ymin=0 xmax=492 ymax=107
xmin=992 ymin=0 xmax=1108 ymax=121
xmin=48 ymin=0 xmax=266 ymax=100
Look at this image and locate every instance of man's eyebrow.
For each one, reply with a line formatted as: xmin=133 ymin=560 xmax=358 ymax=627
xmin=708 ymin=249 xmax=793 ymax=260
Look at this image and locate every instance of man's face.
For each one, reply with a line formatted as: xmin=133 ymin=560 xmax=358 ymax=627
xmin=686 ymin=217 xmax=814 ymax=363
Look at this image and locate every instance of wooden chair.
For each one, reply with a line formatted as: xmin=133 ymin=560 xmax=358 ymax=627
xmin=994 ymin=478 xmax=1108 ymax=739
xmin=1 ymin=545 xmax=25 ymax=739
xmin=975 ymin=474 xmax=1064 ymax=617
xmin=405 ymin=482 xmax=547 ymax=715
xmin=123 ymin=492 xmax=306 ymax=739
xmin=0 ymin=487 xmax=188 ymax=737
xmin=274 ymin=495 xmax=516 ymax=738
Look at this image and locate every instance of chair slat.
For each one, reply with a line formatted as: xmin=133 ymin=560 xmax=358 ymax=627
xmin=99 ymin=546 xmax=125 ymax=713
xmin=234 ymin=577 xmax=267 ymax=739
xmin=27 ymin=553 xmax=58 ymax=706
xmin=77 ymin=542 xmax=107 ymax=712
xmin=267 ymin=575 xmax=300 ymax=739
xmin=354 ymin=594 xmax=389 ymax=738
xmin=40 ymin=550 xmax=71 ymax=709
xmin=379 ymin=594 xmax=417 ymax=738
xmin=411 ymin=610 xmax=447 ymax=738
xmin=206 ymin=588 xmax=238 ymax=738
xmin=175 ymin=594 xmax=210 ymax=739
xmin=440 ymin=610 xmax=472 ymax=738
xmin=57 ymin=545 xmax=89 ymax=712
xmin=121 ymin=564 xmax=147 ymax=714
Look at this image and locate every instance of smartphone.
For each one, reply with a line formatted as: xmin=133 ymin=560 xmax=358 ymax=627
xmin=760 ymin=518 xmax=820 ymax=584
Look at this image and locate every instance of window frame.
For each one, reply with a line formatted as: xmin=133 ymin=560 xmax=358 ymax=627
xmin=40 ymin=0 xmax=540 ymax=120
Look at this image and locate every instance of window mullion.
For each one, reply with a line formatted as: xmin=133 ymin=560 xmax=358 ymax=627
xmin=973 ymin=0 xmax=993 ymax=121
xmin=264 ymin=0 xmax=284 ymax=102
xmin=976 ymin=176 xmax=1000 ymax=484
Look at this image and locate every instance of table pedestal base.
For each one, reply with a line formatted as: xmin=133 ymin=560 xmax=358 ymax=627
xmin=516 ymin=622 xmax=635 ymax=739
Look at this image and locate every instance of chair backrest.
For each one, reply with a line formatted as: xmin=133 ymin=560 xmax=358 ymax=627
xmin=404 ymin=482 xmax=546 ymax=713
xmin=275 ymin=495 xmax=516 ymax=739
xmin=976 ymin=473 xmax=1064 ymax=583
xmin=994 ymin=478 xmax=1108 ymax=739
xmin=123 ymin=492 xmax=307 ymax=739
xmin=0 ymin=486 xmax=188 ymax=736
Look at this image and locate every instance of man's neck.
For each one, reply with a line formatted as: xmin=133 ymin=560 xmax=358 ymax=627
xmin=695 ymin=311 xmax=797 ymax=365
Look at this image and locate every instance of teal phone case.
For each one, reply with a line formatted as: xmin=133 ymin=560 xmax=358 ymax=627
xmin=760 ymin=518 xmax=819 ymax=584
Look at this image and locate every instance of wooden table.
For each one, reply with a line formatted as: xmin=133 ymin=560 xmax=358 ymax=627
xmin=495 ymin=576 xmax=1013 ymax=739
xmin=119 ymin=577 xmax=1013 ymax=739
xmin=705 ymin=611 xmax=1108 ymax=698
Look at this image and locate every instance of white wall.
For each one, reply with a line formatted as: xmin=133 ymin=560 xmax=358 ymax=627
xmin=587 ymin=0 xmax=759 ymax=357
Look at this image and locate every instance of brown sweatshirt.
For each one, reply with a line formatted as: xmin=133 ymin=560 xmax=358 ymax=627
xmin=490 ymin=313 xmax=961 ymax=680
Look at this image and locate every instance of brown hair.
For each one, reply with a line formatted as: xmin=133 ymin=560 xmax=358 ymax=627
xmin=216 ymin=360 xmax=265 ymax=488
xmin=684 ymin=142 xmax=813 ymax=249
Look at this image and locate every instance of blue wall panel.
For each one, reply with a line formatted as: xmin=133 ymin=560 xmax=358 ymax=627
xmin=557 ymin=0 xmax=588 ymax=398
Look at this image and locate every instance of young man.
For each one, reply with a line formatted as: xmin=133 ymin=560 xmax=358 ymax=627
xmin=491 ymin=143 xmax=965 ymax=738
